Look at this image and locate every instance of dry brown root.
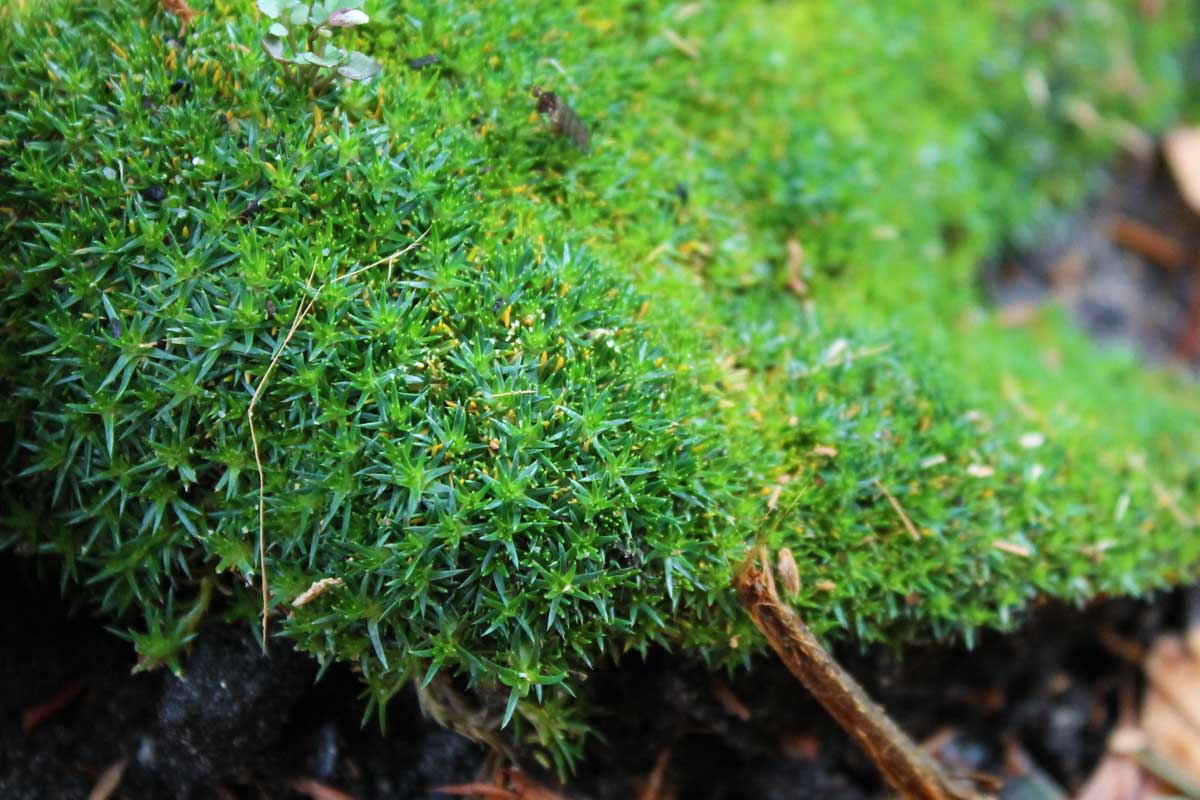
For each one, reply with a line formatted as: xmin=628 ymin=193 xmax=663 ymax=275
xmin=734 ymin=552 xmax=986 ymax=800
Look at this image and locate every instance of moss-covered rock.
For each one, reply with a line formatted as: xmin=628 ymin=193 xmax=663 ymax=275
xmin=2 ymin=0 xmax=1198 ymax=770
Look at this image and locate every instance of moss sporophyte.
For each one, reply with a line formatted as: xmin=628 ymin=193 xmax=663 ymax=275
xmin=2 ymin=0 xmax=1199 ymax=773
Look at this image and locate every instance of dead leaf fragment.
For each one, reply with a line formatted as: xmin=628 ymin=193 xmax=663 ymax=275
xmin=433 ymin=783 xmax=518 ymax=799
xmin=1079 ymin=631 xmax=1200 ymax=798
xmin=710 ymin=679 xmax=752 ymax=722
xmin=160 ymin=0 xmax=198 ymax=34
xmin=21 ymin=679 xmax=84 ymax=733
xmin=776 ymin=547 xmax=800 ymax=597
xmin=662 ymin=28 xmax=699 ymax=59
xmin=1165 ymin=127 xmax=1200 ymax=216
xmin=291 ymin=778 xmax=358 ymax=800
xmin=1075 ymin=746 xmax=1149 ymax=800
xmin=638 ymin=747 xmax=675 ymax=800
xmin=992 ymin=541 xmax=1031 ymax=558
xmin=1143 ymin=636 xmax=1200 ymax=782
xmin=785 ymin=238 xmax=807 ymax=297
xmin=88 ymin=759 xmax=127 ymax=800
xmin=292 ymin=577 xmax=345 ymax=608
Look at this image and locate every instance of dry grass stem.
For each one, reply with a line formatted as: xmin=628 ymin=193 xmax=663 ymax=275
xmin=874 ymin=478 xmax=921 ymax=541
xmin=250 ymin=229 xmax=429 ymax=647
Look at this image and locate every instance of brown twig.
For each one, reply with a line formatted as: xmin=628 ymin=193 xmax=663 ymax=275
xmin=639 ymin=747 xmax=673 ymax=800
xmin=21 ymin=679 xmax=85 ymax=733
xmin=433 ymin=784 xmax=518 ymax=799
xmin=1109 ymin=216 xmax=1185 ymax=269
xmin=709 ymin=679 xmax=752 ymax=722
xmin=734 ymin=552 xmax=984 ymax=800
xmin=250 ymin=229 xmax=429 ymax=648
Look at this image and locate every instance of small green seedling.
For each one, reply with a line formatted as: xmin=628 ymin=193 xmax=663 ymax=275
xmin=257 ymin=0 xmax=381 ymax=92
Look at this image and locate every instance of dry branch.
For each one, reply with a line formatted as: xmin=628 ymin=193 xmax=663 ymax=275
xmin=734 ymin=553 xmax=984 ymax=800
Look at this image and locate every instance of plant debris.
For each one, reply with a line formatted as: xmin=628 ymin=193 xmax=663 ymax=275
xmin=87 ymin=758 xmax=127 ymax=800
xmin=734 ymin=551 xmax=983 ymax=800
xmin=21 ymin=679 xmax=85 ymax=734
xmin=532 ymin=86 xmax=589 ymax=151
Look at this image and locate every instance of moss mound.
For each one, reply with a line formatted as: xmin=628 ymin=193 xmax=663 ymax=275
xmin=2 ymin=0 xmax=1198 ymax=769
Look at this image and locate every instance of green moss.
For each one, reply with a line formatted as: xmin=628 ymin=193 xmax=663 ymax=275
xmin=2 ymin=0 xmax=1198 ymax=771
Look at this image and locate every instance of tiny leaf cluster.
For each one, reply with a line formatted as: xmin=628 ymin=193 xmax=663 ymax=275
xmin=258 ymin=0 xmax=381 ymax=90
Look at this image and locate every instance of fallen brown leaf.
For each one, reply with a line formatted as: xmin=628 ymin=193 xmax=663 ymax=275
xmin=1142 ymin=637 xmax=1200 ymax=784
xmin=1077 ymin=630 xmax=1200 ymax=798
xmin=1075 ymin=747 xmax=1151 ymax=800
xmin=1164 ymin=127 xmax=1200 ymax=216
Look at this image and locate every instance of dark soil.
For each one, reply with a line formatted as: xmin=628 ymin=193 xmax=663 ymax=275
xmin=0 ymin=554 xmax=482 ymax=799
xmin=984 ymin=149 xmax=1200 ymax=370
xmin=0 ymin=549 xmax=1185 ymax=799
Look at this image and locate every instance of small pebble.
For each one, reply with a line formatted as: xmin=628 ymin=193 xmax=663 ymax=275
xmin=314 ymin=721 xmax=339 ymax=779
xmin=137 ymin=736 xmax=157 ymax=768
